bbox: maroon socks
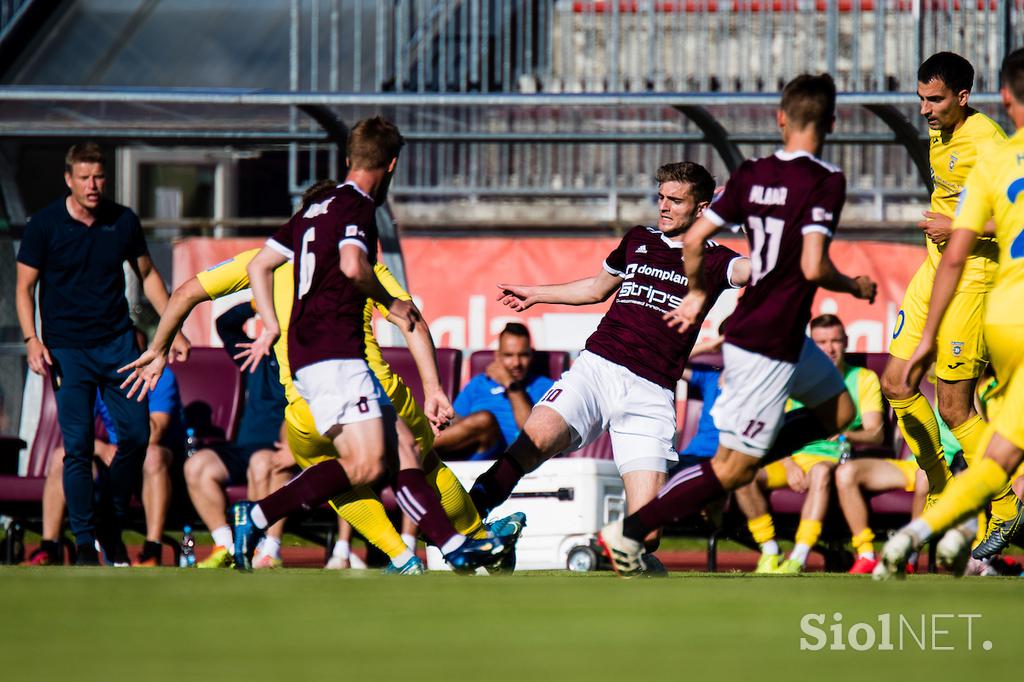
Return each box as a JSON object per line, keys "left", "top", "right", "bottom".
{"left": 469, "top": 455, "right": 525, "bottom": 517}
{"left": 395, "top": 468, "right": 463, "bottom": 553}
{"left": 257, "top": 459, "right": 352, "bottom": 526}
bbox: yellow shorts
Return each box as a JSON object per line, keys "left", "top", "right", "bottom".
{"left": 886, "top": 459, "right": 920, "bottom": 492}
{"left": 283, "top": 376, "right": 435, "bottom": 470}
{"left": 984, "top": 322, "right": 1024, "bottom": 451}
{"left": 763, "top": 454, "right": 837, "bottom": 489}
{"left": 890, "top": 260, "right": 988, "bottom": 381}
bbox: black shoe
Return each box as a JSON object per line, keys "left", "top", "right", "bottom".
{"left": 136, "top": 540, "right": 163, "bottom": 567}
{"left": 75, "top": 543, "right": 100, "bottom": 566}
{"left": 21, "top": 540, "right": 61, "bottom": 566}
{"left": 640, "top": 553, "right": 669, "bottom": 577}
{"left": 972, "top": 500, "right": 1024, "bottom": 560}
{"left": 97, "top": 533, "right": 130, "bottom": 567}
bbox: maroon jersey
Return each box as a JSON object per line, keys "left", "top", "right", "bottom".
{"left": 585, "top": 226, "right": 742, "bottom": 390}
{"left": 705, "top": 150, "right": 845, "bottom": 363}
{"left": 267, "top": 182, "right": 378, "bottom": 373}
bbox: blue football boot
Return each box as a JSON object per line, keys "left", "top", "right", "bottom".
{"left": 484, "top": 512, "right": 527, "bottom": 574}
{"left": 382, "top": 555, "right": 426, "bottom": 575}
{"left": 445, "top": 535, "right": 509, "bottom": 574}
{"left": 232, "top": 501, "right": 262, "bottom": 571}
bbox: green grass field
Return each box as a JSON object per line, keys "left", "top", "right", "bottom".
{"left": 0, "top": 568, "right": 1020, "bottom": 681}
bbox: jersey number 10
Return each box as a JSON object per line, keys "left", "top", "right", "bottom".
{"left": 747, "top": 216, "right": 784, "bottom": 284}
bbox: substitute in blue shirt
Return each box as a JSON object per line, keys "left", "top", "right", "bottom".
{"left": 436, "top": 323, "right": 554, "bottom": 460}
{"left": 15, "top": 142, "right": 190, "bottom": 564}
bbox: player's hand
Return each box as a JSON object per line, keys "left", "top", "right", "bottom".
{"left": 852, "top": 275, "right": 877, "bottom": 304}
{"left": 25, "top": 337, "right": 52, "bottom": 376}
{"left": 388, "top": 299, "right": 422, "bottom": 332}
{"left": 236, "top": 328, "right": 279, "bottom": 374}
{"left": 900, "top": 339, "right": 935, "bottom": 393}
{"left": 497, "top": 283, "right": 539, "bottom": 312}
{"left": 169, "top": 330, "right": 191, "bottom": 363}
{"left": 918, "top": 211, "right": 953, "bottom": 244}
{"left": 485, "top": 358, "right": 513, "bottom": 387}
{"left": 118, "top": 348, "right": 167, "bottom": 401}
{"left": 423, "top": 387, "right": 455, "bottom": 436}
{"left": 664, "top": 291, "right": 707, "bottom": 333}
{"left": 783, "top": 459, "right": 809, "bottom": 493}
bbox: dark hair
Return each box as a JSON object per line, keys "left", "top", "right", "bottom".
{"left": 780, "top": 73, "right": 836, "bottom": 135}
{"left": 65, "top": 142, "right": 105, "bottom": 172}
{"left": 655, "top": 162, "right": 716, "bottom": 205}
{"left": 1000, "top": 48, "right": 1024, "bottom": 104}
{"left": 810, "top": 314, "right": 845, "bottom": 333}
{"left": 918, "top": 52, "right": 974, "bottom": 94}
{"left": 301, "top": 179, "right": 338, "bottom": 208}
{"left": 347, "top": 116, "right": 404, "bottom": 171}
{"left": 499, "top": 322, "right": 531, "bottom": 341}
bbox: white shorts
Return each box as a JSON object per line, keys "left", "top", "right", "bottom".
{"left": 712, "top": 338, "right": 845, "bottom": 458}
{"left": 293, "top": 359, "right": 392, "bottom": 435}
{"left": 538, "top": 351, "right": 678, "bottom": 475}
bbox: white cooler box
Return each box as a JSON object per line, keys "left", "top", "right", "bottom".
{"left": 425, "top": 458, "right": 625, "bottom": 571}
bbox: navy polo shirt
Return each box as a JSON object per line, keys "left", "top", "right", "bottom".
{"left": 17, "top": 196, "right": 147, "bottom": 349}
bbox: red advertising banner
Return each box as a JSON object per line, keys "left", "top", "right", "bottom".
{"left": 174, "top": 235, "right": 923, "bottom": 355}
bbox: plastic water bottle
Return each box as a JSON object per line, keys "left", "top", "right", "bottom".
{"left": 837, "top": 434, "right": 852, "bottom": 465}
{"left": 184, "top": 428, "right": 198, "bottom": 459}
{"left": 179, "top": 525, "right": 196, "bottom": 567}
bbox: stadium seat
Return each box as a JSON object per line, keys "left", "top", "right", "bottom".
{"left": 381, "top": 347, "right": 462, "bottom": 404}
{"left": 468, "top": 350, "right": 569, "bottom": 382}
{"left": 172, "top": 347, "right": 244, "bottom": 442}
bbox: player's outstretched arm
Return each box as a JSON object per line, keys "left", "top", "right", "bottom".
{"left": 242, "top": 246, "right": 289, "bottom": 373}
{"left": 664, "top": 215, "right": 719, "bottom": 333}
{"left": 119, "top": 277, "right": 211, "bottom": 400}
{"left": 131, "top": 252, "right": 191, "bottom": 363}
{"left": 340, "top": 245, "right": 421, "bottom": 331}
{"left": 800, "top": 232, "right": 877, "bottom": 302}
{"left": 389, "top": 312, "right": 454, "bottom": 434}
{"left": 497, "top": 269, "right": 621, "bottom": 311}
{"left": 900, "top": 228, "right": 977, "bottom": 390}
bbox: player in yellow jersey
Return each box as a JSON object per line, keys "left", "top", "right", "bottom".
{"left": 121, "top": 184, "right": 520, "bottom": 573}
{"left": 874, "top": 47, "right": 1024, "bottom": 579}
{"left": 880, "top": 53, "right": 1018, "bottom": 539}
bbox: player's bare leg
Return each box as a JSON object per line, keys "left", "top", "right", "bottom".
{"left": 881, "top": 355, "right": 953, "bottom": 496}
{"left": 836, "top": 459, "right": 909, "bottom": 570}
{"left": 469, "top": 405, "right": 572, "bottom": 517}
{"left": 621, "top": 469, "right": 667, "bottom": 551}
{"left": 777, "top": 461, "right": 835, "bottom": 573}
{"left": 140, "top": 444, "right": 173, "bottom": 545}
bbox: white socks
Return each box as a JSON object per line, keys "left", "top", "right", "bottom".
{"left": 250, "top": 504, "right": 269, "bottom": 530}
{"left": 258, "top": 536, "right": 281, "bottom": 559}
{"left": 401, "top": 533, "right": 417, "bottom": 552}
{"left": 761, "top": 540, "right": 780, "bottom": 556}
{"left": 788, "top": 543, "right": 810, "bottom": 565}
{"left": 211, "top": 526, "right": 233, "bottom": 550}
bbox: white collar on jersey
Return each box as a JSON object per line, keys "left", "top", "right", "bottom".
{"left": 660, "top": 232, "right": 684, "bottom": 249}
{"left": 338, "top": 180, "right": 373, "bottom": 200}
{"left": 774, "top": 149, "right": 815, "bottom": 162}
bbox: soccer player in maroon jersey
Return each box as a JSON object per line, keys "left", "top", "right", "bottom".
{"left": 234, "top": 117, "right": 510, "bottom": 571}
{"left": 471, "top": 162, "right": 750, "bottom": 560}
{"left": 599, "top": 74, "right": 878, "bottom": 577}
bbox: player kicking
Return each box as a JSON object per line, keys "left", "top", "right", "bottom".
{"left": 228, "top": 117, "right": 507, "bottom": 571}
{"left": 598, "top": 74, "right": 877, "bottom": 577}
{"left": 879, "top": 52, "right": 1020, "bottom": 551}
{"left": 471, "top": 161, "right": 749, "bottom": 559}
{"left": 874, "top": 49, "right": 1024, "bottom": 579}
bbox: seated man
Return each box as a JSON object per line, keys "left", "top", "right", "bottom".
{"left": 434, "top": 322, "right": 554, "bottom": 460}
{"left": 734, "top": 314, "right": 884, "bottom": 573}
{"left": 186, "top": 302, "right": 287, "bottom": 568}
{"left": 26, "top": 361, "right": 184, "bottom": 566}
{"left": 672, "top": 323, "right": 727, "bottom": 472}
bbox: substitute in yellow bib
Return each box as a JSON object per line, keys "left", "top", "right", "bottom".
{"left": 875, "top": 48, "right": 1024, "bottom": 578}
{"left": 881, "top": 52, "right": 1007, "bottom": 506}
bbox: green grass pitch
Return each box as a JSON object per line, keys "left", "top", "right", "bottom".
{"left": 0, "top": 568, "right": 1019, "bottom": 681}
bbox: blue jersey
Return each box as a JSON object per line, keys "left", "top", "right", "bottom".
{"left": 679, "top": 366, "right": 721, "bottom": 459}
{"left": 453, "top": 372, "right": 554, "bottom": 448}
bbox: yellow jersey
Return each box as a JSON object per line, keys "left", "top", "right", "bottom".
{"left": 927, "top": 110, "right": 1005, "bottom": 292}
{"left": 195, "top": 248, "right": 411, "bottom": 406}
{"left": 952, "top": 127, "right": 1024, "bottom": 324}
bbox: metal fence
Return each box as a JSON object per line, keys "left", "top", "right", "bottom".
{"left": 275, "top": 1, "right": 1023, "bottom": 223}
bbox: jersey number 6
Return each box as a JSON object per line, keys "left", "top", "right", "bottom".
{"left": 298, "top": 228, "right": 316, "bottom": 299}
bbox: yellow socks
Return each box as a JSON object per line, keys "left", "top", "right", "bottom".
{"left": 917, "top": 458, "right": 1011, "bottom": 539}
{"left": 889, "top": 393, "right": 953, "bottom": 494}
{"left": 329, "top": 487, "right": 409, "bottom": 562}
{"left": 747, "top": 513, "right": 776, "bottom": 545}
{"left": 427, "top": 461, "right": 486, "bottom": 539}
{"left": 851, "top": 528, "right": 875, "bottom": 557}
{"left": 795, "top": 519, "right": 823, "bottom": 549}
{"left": 950, "top": 414, "right": 987, "bottom": 466}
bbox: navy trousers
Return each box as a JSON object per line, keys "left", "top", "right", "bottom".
{"left": 50, "top": 329, "right": 149, "bottom": 546}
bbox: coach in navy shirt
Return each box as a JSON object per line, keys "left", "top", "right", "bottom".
{"left": 15, "top": 142, "right": 189, "bottom": 565}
